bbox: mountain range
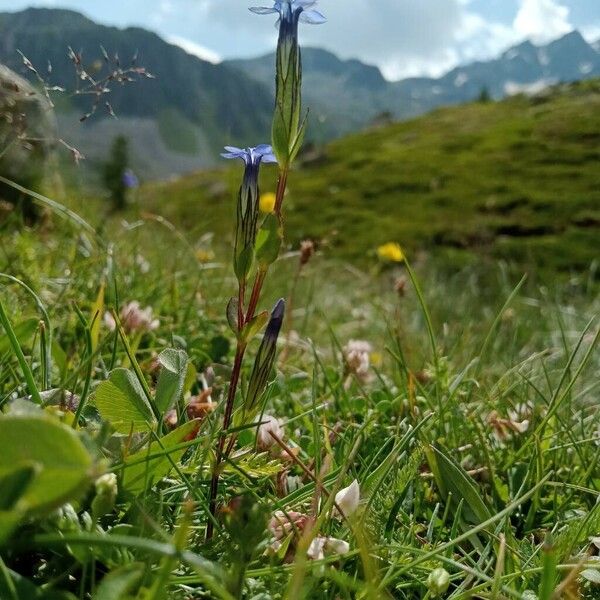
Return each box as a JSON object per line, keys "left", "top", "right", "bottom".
{"left": 227, "top": 31, "right": 600, "bottom": 140}
{"left": 0, "top": 8, "right": 599, "bottom": 179}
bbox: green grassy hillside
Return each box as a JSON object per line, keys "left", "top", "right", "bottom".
{"left": 140, "top": 80, "right": 600, "bottom": 277}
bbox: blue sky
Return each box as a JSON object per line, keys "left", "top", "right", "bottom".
{"left": 0, "top": 0, "right": 598, "bottom": 79}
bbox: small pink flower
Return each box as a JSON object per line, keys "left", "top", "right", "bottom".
{"left": 269, "top": 510, "right": 308, "bottom": 540}
{"left": 104, "top": 301, "right": 160, "bottom": 334}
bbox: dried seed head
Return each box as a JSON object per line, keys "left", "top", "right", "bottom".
{"left": 299, "top": 239, "right": 315, "bottom": 266}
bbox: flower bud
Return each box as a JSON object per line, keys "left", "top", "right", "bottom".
{"left": 245, "top": 299, "right": 285, "bottom": 416}
{"left": 92, "top": 473, "right": 118, "bottom": 519}
{"left": 427, "top": 567, "right": 450, "bottom": 597}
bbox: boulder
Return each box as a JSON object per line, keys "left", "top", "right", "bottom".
{"left": 0, "top": 63, "right": 55, "bottom": 220}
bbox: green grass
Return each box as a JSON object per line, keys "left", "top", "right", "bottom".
{"left": 0, "top": 78, "right": 599, "bottom": 599}
{"left": 157, "top": 108, "right": 201, "bottom": 155}
{"left": 0, "top": 186, "right": 599, "bottom": 597}
{"left": 140, "top": 79, "right": 600, "bottom": 282}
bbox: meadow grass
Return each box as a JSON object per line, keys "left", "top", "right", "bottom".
{"left": 0, "top": 199, "right": 598, "bottom": 598}
{"left": 137, "top": 79, "right": 600, "bottom": 281}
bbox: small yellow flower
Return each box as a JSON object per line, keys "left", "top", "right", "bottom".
{"left": 377, "top": 242, "right": 405, "bottom": 263}
{"left": 196, "top": 249, "right": 215, "bottom": 263}
{"left": 370, "top": 351, "right": 383, "bottom": 368}
{"left": 260, "top": 192, "right": 277, "bottom": 214}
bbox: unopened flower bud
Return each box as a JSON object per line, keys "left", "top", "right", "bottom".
{"left": 334, "top": 479, "right": 360, "bottom": 518}
{"left": 427, "top": 567, "right": 450, "bottom": 597}
{"left": 53, "top": 503, "right": 80, "bottom": 533}
{"left": 92, "top": 473, "right": 118, "bottom": 519}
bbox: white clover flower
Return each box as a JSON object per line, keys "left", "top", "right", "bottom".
{"left": 343, "top": 340, "right": 373, "bottom": 384}
{"left": 334, "top": 479, "right": 360, "bottom": 518}
{"left": 257, "top": 415, "right": 285, "bottom": 450}
{"left": 307, "top": 537, "right": 326, "bottom": 560}
{"left": 104, "top": 301, "right": 160, "bottom": 334}
{"left": 307, "top": 536, "right": 350, "bottom": 560}
{"left": 325, "top": 537, "right": 350, "bottom": 555}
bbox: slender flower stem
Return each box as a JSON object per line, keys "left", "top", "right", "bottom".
{"left": 246, "top": 269, "right": 267, "bottom": 322}
{"left": 207, "top": 151, "right": 290, "bottom": 541}
{"left": 206, "top": 342, "right": 246, "bottom": 540}
{"left": 244, "top": 167, "right": 288, "bottom": 323}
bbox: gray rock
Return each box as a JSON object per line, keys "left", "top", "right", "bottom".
{"left": 0, "top": 63, "right": 55, "bottom": 216}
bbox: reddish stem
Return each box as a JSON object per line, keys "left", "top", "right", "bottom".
{"left": 206, "top": 342, "right": 246, "bottom": 540}
{"left": 206, "top": 167, "right": 289, "bottom": 540}
{"left": 246, "top": 269, "right": 267, "bottom": 322}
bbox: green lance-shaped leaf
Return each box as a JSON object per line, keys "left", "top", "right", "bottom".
{"left": 244, "top": 299, "right": 285, "bottom": 417}
{"left": 430, "top": 444, "right": 492, "bottom": 525}
{"left": 234, "top": 244, "right": 254, "bottom": 283}
{"left": 240, "top": 310, "right": 269, "bottom": 345}
{"left": 93, "top": 563, "right": 144, "bottom": 600}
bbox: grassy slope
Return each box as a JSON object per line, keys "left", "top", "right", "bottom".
{"left": 141, "top": 80, "right": 600, "bottom": 277}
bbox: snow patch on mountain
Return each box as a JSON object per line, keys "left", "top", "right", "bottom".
{"left": 504, "top": 79, "right": 554, "bottom": 96}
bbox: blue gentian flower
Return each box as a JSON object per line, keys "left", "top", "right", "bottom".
{"left": 249, "top": 1, "right": 326, "bottom": 26}
{"left": 221, "top": 145, "right": 277, "bottom": 166}
{"left": 122, "top": 169, "right": 139, "bottom": 189}
{"left": 222, "top": 145, "right": 277, "bottom": 282}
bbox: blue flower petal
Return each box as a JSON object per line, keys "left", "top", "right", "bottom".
{"left": 250, "top": 0, "right": 325, "bottom": 25}
{"left": 223, "top": 145, "right": 244, "bottom": 154}
{"left": 254, "top": 144, "right": 274, "bottom": 155}
{"left": 249, "top": 6, "right": 279, "bottom": 15}
{"left": 261, "top": 153, "right": 278, "bottom": 164}
{"left": 299, "top": 9, "right": 326, "bottom": 24}
{"left": 221, "top": 146, "right": 248, "bottom": 160}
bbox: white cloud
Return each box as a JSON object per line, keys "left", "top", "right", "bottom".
{"left": 513, "top": 0, "right": 572, "bottom": 43}
{"left": 581, "top": 24, "right": 600, "bottom": 43}
{"left": 381, "top": 9, "right": 518, "bottom": 80}
{"left": 167, "top": 35, "right": 221, "bottom": 63}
